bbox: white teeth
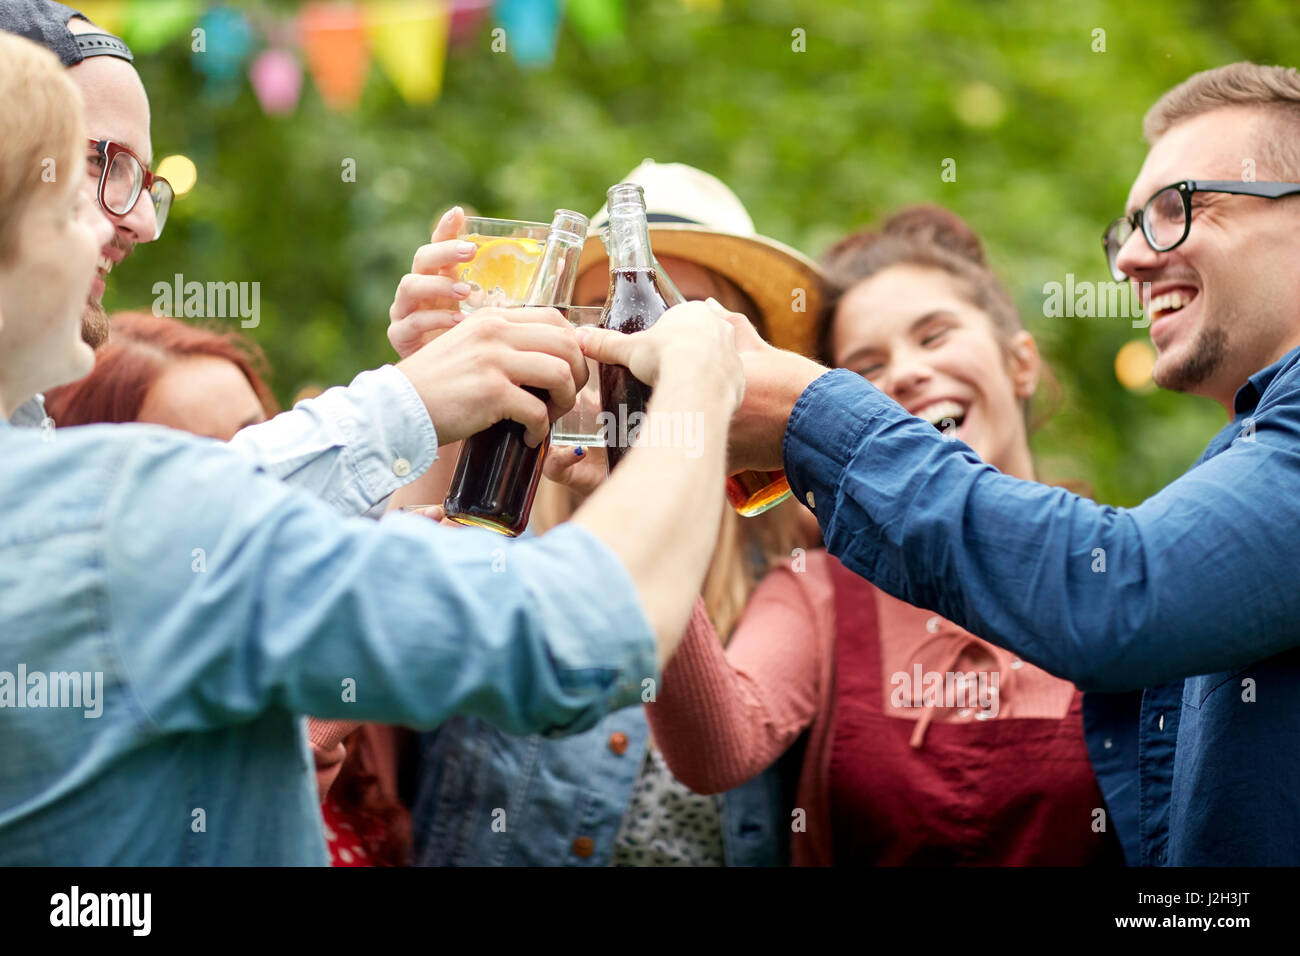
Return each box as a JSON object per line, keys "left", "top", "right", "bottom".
{"left": 915, "top": 399, "right": 966, "bottom": 427}
{"left": 97, "top": 255, "right": 112, "bottom": 274}
{"left": 1150, "top": 289, "right": 1195, "bottom": 316}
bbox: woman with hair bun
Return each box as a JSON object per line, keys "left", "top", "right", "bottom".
{"left": 638, "top": 206, "right": 1123, "bottom": 866}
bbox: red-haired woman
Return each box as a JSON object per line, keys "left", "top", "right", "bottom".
{"left": 45, "top": 311, "right": 411, "bottom": 866}
{"left": 44, "top": 311, "right": 275, "bottom": 438}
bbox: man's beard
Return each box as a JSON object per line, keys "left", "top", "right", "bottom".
{"left": 81, "top": 294, "right": 111, "bottom": 348}
{"left": 1154, "top": 322, "right": 1229, "bottom": 393}
{"left": 82, "top": 237, "right": 132, "bottom": 349}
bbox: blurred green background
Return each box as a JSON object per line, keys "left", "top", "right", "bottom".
{"left": 104, "top": 0, "right": 1300, "bottom": 506}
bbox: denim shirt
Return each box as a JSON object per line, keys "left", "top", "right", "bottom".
{"left": 784, "top": 351, "right": 1300, "bottom": 866}
{"left": 411, "top": 708, "right": 793, "bottom": 867}
{"left": 0, "top": 414, "right": 657, "bottom": 864}
{"left": 13, "top": 366, "right": 435, "bottom": 519}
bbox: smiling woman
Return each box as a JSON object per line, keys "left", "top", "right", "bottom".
{"left": 819, "top": 205, "right": 1048, "bottom": 481}
{"left": 640, "top": 204, "right": 1121, "bottom": 867}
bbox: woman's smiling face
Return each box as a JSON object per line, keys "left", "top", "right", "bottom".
{"left": 830, "top": 264, "right": 1040, "bottom": 478}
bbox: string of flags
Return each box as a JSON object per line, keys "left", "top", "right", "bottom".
{"left": 68, "top": 0, "right": 709, "bottom": 114}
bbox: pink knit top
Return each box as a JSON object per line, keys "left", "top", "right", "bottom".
{"left": 644, "top": 548, "right": 1085, "bottom": 866}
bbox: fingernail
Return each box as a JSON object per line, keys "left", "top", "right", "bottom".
{"left": 574, "top": 446, "right": 585, "bottom": 458}
{"left": 453, "top": 281, "right": 472, "bottom": 295}
{"left": 704, "top": 297, "right": 726, "bottom": 313}
{"left": 455, "top": 241, "right": 476, "bottom": 255}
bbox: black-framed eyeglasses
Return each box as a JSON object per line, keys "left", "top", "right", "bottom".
{"left": 1102, "top": 179, "right": 1300, "bottom": 281}
{"left": 87, "top": 138, "right": 173, "bottom": 240}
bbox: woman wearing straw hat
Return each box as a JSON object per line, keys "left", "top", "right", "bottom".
{"left": 407, "top": 161, "right": 822, "bottom": 866}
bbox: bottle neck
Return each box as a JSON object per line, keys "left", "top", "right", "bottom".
{"left": 526, "top": 235, "right": 585, "bottom": 307}
{"left": 605, "top": 204, "right": 655, "bottom": 272}
{"left": 526, "top": 210, "right": 589, "bottom": 307}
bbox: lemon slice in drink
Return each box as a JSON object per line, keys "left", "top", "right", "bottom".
{"left": 459, "top": 237, "right": 544, "bottom": 306}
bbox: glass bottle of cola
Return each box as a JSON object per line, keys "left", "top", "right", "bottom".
{"left": 443, "top": 209, "right": 590, "bottom": 536}
{"left": 598, "top": 183, "right": 685, "bottom": 471}
{"left": 597, "top": 182, "right": 795, "bottom": 517}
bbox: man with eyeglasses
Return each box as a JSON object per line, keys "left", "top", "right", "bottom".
{"left": 0, "top": 0, "right": 562, "bottom": 523}
{"left": 709, "top": 61, "right": 1300, "bottom": 866}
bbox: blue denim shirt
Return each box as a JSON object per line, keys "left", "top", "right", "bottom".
{"left": 13, "top": 366, "right": 436, "bottom": 518}
{"left": 411, "top": 708, "right": 793, "bottom": 866}
{"left": 0, "top": 407, "right": 656, "bottom": 864}
{"left": 783, "top": 349, "right": 1300, "bottom": 866}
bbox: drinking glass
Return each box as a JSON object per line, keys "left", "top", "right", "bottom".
{"left": 551, "top": 306, "right": 606, "bottom": 447}
{"left": 455, "top": 217, "right": 549, "bottom": 313}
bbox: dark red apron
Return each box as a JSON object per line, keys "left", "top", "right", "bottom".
{"left": 826, "top": 558, "right": 1121, "bottom": 865}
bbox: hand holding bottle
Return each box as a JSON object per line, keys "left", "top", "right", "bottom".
{"left": 578, "top": 300, "right": 745, "bottom": 415}
{"left": 394, "top": 305, "right": 585, "bottom": 448}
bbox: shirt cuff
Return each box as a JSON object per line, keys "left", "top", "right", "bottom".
{"left": 509, "top": 523, "right": 661, "bottom": 736}
{"left": 228, "top": 365, "right": 438, "bottom": 517}
{"left": 782, "top": 368, "right": 887, "bottom": 528}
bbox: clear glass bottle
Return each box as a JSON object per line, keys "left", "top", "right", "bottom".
{"left": 597, "top": 182, "right": 794, "bottom": 516}
{"left": 443, "top": 209, "right": 590, "bottom": 535}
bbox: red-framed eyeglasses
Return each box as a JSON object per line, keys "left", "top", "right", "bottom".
{"left": 87, "top": 138, "right": 174, "bottom": 240}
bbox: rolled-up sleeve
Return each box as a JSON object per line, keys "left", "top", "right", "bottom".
{"left": 104, "top": 431, "right": 656, "bottom": 739}
{"left": 783, "top": 368, "right": 1300, "bottom": 692}
{"left": 227, "top": 365, "right": 437, "bottom": 517}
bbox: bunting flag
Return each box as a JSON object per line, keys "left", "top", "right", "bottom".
{"left": 249, "top": 48, "right": 303, "bottom": 116}
{"left": 495, "top": 0, "right": 561, "bottom": 68}
{"left": 448, "top": 0, "right": 493, "bottom": 44}
{"left": 365, "top": 0, "right": 451, "bottom": 105}
{"left": 567, "top": 0, "right": 624, "bottom": 47}
{"left": 297, "top": 2, "right": 371, "bottom": 111}
{"left": 192, "top": 7, "right": 254, "bottom": 83}
{"left": 122, "top": 0, "right": 198, "bottom": 54}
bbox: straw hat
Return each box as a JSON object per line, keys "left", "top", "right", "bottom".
{"left": 576, "top": 159, "right": 825, "bottom": 357}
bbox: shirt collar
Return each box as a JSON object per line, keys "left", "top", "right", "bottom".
{"left": 1233, "top": 345, "right": 1300, "bottom": 417}
{"left": 6, "top": 394, "right": 48, "bottom": 429}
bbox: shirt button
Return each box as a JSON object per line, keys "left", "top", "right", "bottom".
{"left": 392, "top": 457, "right": 411, "bottom": 477}
{"left": 1103, "top": 738, "right": 1113, "bottom": 749}
{"left": 608, "top": 732, "right": 629, "bottom": 755}
{"left": 1158, "top": 713, "right": 1165, "bottom": 731}
{"left": 925, "top": 616, "right": 941, "bottom": 633}
{"left": 1010, "top": 659, "right": 1023, "bottom": 670}
{"left": 571, "top": 836, "right": 594, "bottom": 858}
{"left": 804, "top": 490, "right": 816, "bottom": 509}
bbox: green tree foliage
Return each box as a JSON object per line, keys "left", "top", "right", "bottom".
{"left": 112, "top": 0, "right": 1299, "bottom": 505}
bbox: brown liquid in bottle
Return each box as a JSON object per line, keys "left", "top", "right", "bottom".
{"left": 442, "top": 388, "right": 548, "bottom": 536}
{"left": 599, "top": 268, "right": 674, "bottom": 471}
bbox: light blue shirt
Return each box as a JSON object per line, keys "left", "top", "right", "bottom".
{"left": 12, "top": 366, "right": 435, "bottom": 518}
{"left": 0, "top": 370, "right": 657, "bottom": 864}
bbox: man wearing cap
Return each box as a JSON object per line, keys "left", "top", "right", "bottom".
{"left": 0, "top": 0, "right": 576, "bottom": 520}
{"left": 708, "top": 63, "right": 1300, "bottom": 865}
